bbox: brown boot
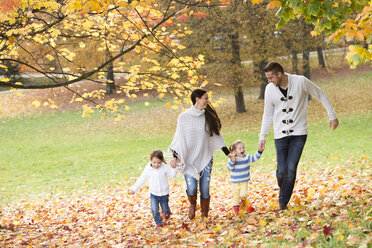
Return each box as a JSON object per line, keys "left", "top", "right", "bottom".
{"left": 187, "top": 194, "right": 197, "bottom": 220}
{"left": 200, "top": 197, "right": 210, "bottom": 219}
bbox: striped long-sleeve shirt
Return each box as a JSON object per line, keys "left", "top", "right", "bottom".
{"left": 227, "top": 151, "right": 262, "bottom": 183}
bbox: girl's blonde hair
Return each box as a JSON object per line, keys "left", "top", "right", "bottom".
{"left": 150, "top": 149, "right": 166, "bottom": 163}
{"left": 229, "top": 140, "right": 244, "bottom": 154}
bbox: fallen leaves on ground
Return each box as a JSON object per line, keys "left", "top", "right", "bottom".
{"left": 0, "top": 156, "right": 371, "bottom": 247}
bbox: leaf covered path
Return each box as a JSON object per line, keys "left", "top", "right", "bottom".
{"left": 1, "top": 156, "right": 371, "bottom": 247}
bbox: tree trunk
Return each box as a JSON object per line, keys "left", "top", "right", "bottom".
{"left": 291, "top": 50, "right": 299, "bottom": 74}
{"left": 302, "top": 48, "right": 312, "bottom": 101}
{"left": 256, "top": 60, "right": 267, "bottom": 99}
{"left": 302, "top": 48, "right": 311, "bottom": 79}
{"left": 230, "top": 30, "right": 245, "bottom": 113}
{"left": 105, "top": 50, "right": 115, "bottom": 95}
{"left": 317, "top": 46, "right": 326, "bottom": 68}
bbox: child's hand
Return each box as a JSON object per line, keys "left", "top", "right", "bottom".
{"left": 228, "top": 153, "right": 236, "bottom": 163}
{"left": 128, "top": 189, "right": 135, "bottom": 195}
{"left": 258, "top": 147, "right": 264, "bottom": 153}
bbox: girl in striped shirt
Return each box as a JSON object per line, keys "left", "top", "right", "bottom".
{"left": 227, "top": 140, "right": 263, "bottom": 216}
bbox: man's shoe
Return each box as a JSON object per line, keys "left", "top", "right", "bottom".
{"left": 279, "top": 203, "right": 287, "bottom": 210}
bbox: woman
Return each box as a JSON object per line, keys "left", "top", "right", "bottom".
{"left": 169, "top": 89, "right": 235, "bottom": 219}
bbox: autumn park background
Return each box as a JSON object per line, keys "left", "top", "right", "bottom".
{"left": 0, "top": 0, "right": 371, "bottom": 247}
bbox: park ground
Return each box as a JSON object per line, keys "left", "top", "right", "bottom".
{"left": 0, "top": 64, "right": 371, "bottom": 247}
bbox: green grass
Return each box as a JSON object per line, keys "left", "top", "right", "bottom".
{"left": 0, "top": 70, "right": 371, "bottom": 204}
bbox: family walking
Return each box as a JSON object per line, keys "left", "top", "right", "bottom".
{"left": 129, "top": 61, "right": 338, "bottom": 228}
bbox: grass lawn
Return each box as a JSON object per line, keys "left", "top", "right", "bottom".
{"left": 0, "top": 70, "right": 371, "bottom": 204}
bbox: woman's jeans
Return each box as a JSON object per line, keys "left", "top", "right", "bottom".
{"left": 275, "top": 135, "right": 307, "bottom": 206}
{"left": 184, "top": 158, "right": 213, "bottom": 200}
{"left": 150, "top": 193, "right": 170, "bottom": 225}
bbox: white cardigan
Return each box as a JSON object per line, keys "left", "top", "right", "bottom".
{"left": 130, "top": 162, "right": 177, "bottom": 196}
{"left": 169, "top": 105, "right": 226, "bottom": 179}
{"left": 259, "top": 73, "right": 337, "bottom": 140}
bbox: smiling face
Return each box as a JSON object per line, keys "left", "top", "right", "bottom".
{"left": 151, "top": 157, "right": 163, "bottom": 169}
{"left": 265, "top": 71, "right": 283, "bottom": 87}
{"left": 194, "top": 93, "right": 209, "bottom": 110}
{"left": 235, "top": 143, "right": 246, "bottom": 157}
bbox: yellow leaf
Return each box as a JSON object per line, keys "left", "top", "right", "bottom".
{"left": 16, "top": 91, "right": 22, "bottom": 96}
{"left": 266, "top": 0, "right": 281, "bottom": 10}
{"left": 32, "top": 101, "right": 41, "bottom": 107}
{"left": 75, "top": 98, "right": 83, "bottom": 102}
{"left": 337, "top": 235, "right": 344, "bottom": 241}
{"left": 164, "top": 102, "right": 171, "bottom": 107}
{"left": 309, "top": 232, "right": 319, "bottom": 239}
{"left": 131, "top": 1, "right": 139, "bottom": 7}
{"left": 229, "top": 229, "right": 237, "bottom": 236}
{"left": 158, "top": 93, "right": 165, "bottom": 98}
{"left": 145, "top": 102, "right": 150, "bottom": 106}
{"left": 252, "top": 0, "right": 264, "bottom": 4}
{"left": 259, "top": 219, "right": 267, "bottom": 227}
{"left": 314, "top": 217, "right": 322, "bottom": 224}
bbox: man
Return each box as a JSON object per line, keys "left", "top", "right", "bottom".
{"left": 258, "top": 62, "right": 338, "bottom": 210}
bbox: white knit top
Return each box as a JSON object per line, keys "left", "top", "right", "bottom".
{"left": 169, "top": 105, "right": 226, "bottom": 179}
{"left": 130, "top": 162, "right": 177, "bottom": 196}
{"left": 259, "top": 73, "right": 337, "bottom": 140}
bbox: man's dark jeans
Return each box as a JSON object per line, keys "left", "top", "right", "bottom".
{"left": 275, "top": 135, "right": 307, "bottom": 206}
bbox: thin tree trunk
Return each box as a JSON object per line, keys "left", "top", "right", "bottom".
{"left": 231, "top": 30, "right": 245, "bottom": 113}
{"left": 302, "top": 48, "right": 312, "bottom": 101}
{"left": 105, "top": 50, "right": 115, "bottom": 95}
{"left": 291, "top": 50, "right": 299, "bottom": 74}
{"left": 317, "top": 46, "right": 326, "bottom": 68}
{"left": 256, "top": 60, "right": 267, "bottom": 99}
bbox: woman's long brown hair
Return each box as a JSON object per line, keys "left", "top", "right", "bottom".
{"left": 191, "top": 89, "right": 222, "bottom": 136}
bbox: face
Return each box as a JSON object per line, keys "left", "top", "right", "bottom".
{"left": 265, "top": 71, "right": 283, "bottom": 87}
{"left": 151, "top": 157, "right": 163, "bottom": 169}
{"left": 195, "top": 93, "right": 209, "bottom": 110}
{"left": 235, "top": 143, "right": 246, "bottom": 157}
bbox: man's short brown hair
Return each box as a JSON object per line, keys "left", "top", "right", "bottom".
{"left": 264, "top": 62, "right": 284, "bottom": 75}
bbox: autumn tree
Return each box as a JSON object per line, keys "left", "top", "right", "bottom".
{"left": 267, "top": 0, "right": 371, "bottom": 68}
{"left": 0, "top": 0, "right": 217, "bottom": 116}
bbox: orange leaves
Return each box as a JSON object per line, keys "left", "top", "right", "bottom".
{"left": 0, "top": 156, "right": 370, "bottom": 246}
{"left": 266, "top": 0, "right": 281, "bottom": 10}
{"left": 0, "top": 0, "right": 19, "bottom": 13}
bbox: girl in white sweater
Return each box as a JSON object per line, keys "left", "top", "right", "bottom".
{"left": 129, "top": 150, "right": 177, "bottom": 228}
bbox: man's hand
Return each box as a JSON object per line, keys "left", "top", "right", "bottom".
{"left": 329, "top": 119, "right": 339, "bottom": 130}
{"left": 258, "top": 140, "right": 266, "bottom": 152}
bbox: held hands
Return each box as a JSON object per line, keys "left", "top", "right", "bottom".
{"left": 258, "top": 140, "right": 265, "bottom": 153}
{"left": 329, "top": 119, "right": 339, "bottom": 130}
{"left": 170, "top": 157, "right": 180, "bottom": 168}
{"left": 228, "top": 153, "right": 236, "bottom": 163}
{"left": 128, "top": 189, "right": 135, "bottom": 195}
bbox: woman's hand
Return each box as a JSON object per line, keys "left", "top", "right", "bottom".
{"left": 170, "top": 157, "right": 180, "bottom": 168}
{"left": 128, "top": 189, "right": 135, "bottom": 195}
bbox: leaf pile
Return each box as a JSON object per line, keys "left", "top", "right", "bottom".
{"left": 0, "top": 156, "right": 371, "bottom": 247}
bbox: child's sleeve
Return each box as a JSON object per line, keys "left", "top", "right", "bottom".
{"left": 130, "top": 168, "right": 149, "bottom": 193}
{"left": 249, "top": 151, "right": 262, "bottom": 163}
{"left": 227, "top": 159, "right": 235, "bottom": 171}
{"left": 167, "top": 165, "right": 178, "bottom": 179}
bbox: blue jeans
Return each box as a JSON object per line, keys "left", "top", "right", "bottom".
{"left": 275, "top": 135, "right": 307, "bottom": 206}
{"left": 150, "top": 194, "right": 170, "bottom": 225}
{"left": 185, "top": 158, "right": 213, "bottom": 199}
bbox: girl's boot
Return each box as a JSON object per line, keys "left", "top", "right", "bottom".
{"left": 233, "top": 205, "right": 239, "bottom": 216}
